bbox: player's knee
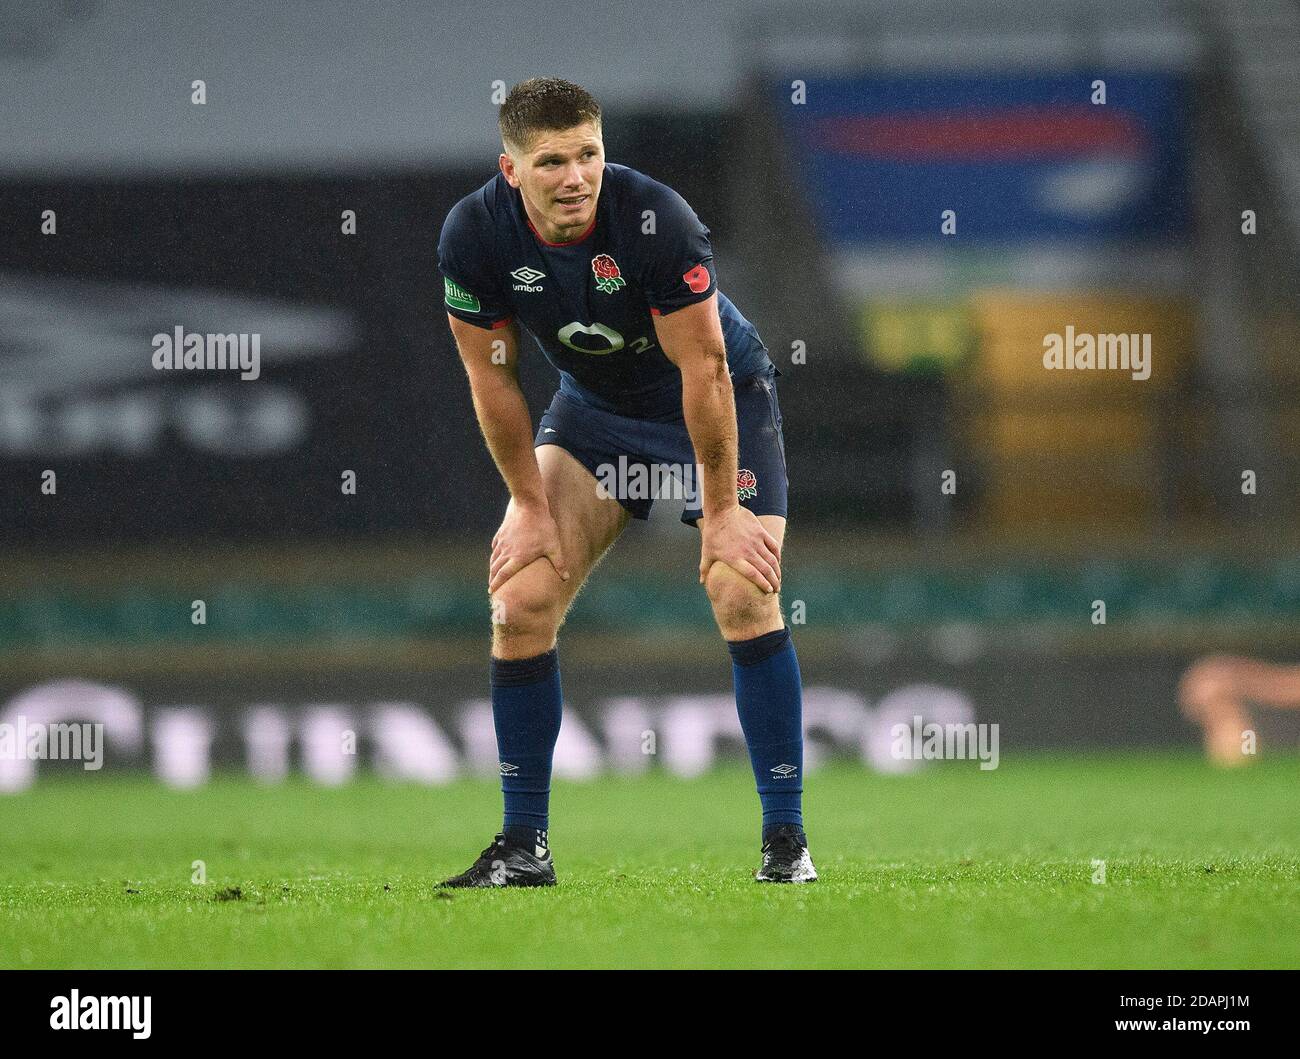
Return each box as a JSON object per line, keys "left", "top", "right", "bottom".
{"left": 490, "top": 569, "right": 564, "bottom": 641}
{"left": 704, "top": 561, "right": 777, "bottom": 633}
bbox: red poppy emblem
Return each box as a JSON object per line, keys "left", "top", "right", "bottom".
{"left": 683, "top": 263, "right": 710, "bottom": 293}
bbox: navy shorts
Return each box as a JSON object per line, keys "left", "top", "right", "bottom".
{"left": 534, "top": 366, "right": 788, "bottom": 527}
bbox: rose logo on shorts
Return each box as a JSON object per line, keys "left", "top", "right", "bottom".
{"left": 591, "top": 254, "right": 625, "bottom": 294}
{"left": 737, "top": 468, "right": 758, "bottom": 501}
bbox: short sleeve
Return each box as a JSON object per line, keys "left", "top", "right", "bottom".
{"left": 437, "top": 196, "right": 513, "bottom": 330}
{"left": 639, "top": 182, "right": 717, "bottom": 316}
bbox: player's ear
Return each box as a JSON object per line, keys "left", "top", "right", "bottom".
{"left": 499, "top": 152, "right": 519, "bottom": 187}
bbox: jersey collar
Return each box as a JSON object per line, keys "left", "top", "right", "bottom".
{"left": 519, "top": 187, "right": 598, "bottom": 247}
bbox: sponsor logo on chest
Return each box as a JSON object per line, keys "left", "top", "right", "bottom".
{"left": 510, "top": 266, "right": 546, "bottom": 292}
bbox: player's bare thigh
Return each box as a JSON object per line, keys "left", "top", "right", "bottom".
{"left": 700, "top": 514, "right": 787, "bottom": 640}
{"left": 535, "top": 443, "right": 631, "bottom": 591}
{"left": 489, "top": 443, "right": 631, "bottom": 657}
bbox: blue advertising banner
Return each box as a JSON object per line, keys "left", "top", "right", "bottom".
{"left": 777, "top": 73, "right": 1189, "bottom": 244}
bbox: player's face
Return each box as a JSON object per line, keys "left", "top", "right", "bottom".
{"left": 502, "top": 122, "right": 604, "bottom": 243}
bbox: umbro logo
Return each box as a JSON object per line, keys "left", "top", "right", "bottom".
{"left": 511, "top": 266, "right": 545, "bottom": 291}
{"left": 498, "top": 762, "right": 519, "bottom": 775}
{"left": 770, "top": 764, "right": 798, "bottom": 777}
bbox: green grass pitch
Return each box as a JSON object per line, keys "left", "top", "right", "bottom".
{"left": 1, "top": 754, "right": 1297, "bottom": 969}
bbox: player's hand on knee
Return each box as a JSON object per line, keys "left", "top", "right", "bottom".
{"left": 698, "top": 506, "right": 781, "bottom": 594}
{"left": 489, "top": 499, "right": 571, "bottom": 594}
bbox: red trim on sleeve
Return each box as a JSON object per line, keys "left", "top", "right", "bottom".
{"left": 490, "top": 316, "right": 514, "bottom": 329}
{"left": 649, "top": 307, "right": 662, "bottom": 316}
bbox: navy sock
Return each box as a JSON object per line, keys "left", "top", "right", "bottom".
{"left": 727, "top": 626, "right": 804, "bottom": 839}
{"left": 490, "top": 647, "right": 562, "bottom": 844}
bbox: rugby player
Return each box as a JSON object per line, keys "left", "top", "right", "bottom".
{"left": 437, "top": 78, "right": 814, "bottom": 885}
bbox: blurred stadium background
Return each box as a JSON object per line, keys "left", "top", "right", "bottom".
{"left": 2, "top": 0, "right": 1298, "bottom": 792}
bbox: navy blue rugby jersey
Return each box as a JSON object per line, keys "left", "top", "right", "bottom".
{"left": 437, "top": 162, "right": 774, "bottom": 422}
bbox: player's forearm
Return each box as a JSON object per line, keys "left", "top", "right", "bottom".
{"left": 466, "top": 376, "right": 549, "bottom": 510}
{"left": 679, "top": 355, "right": 739, "bottom": 520}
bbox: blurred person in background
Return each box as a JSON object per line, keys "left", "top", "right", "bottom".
{"left": 1180, "top": 656, "right": 1300, "bottom": 766}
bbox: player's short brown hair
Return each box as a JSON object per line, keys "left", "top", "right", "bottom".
{"left": 499, "top": 78, "right": 602, "bottom": 155}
